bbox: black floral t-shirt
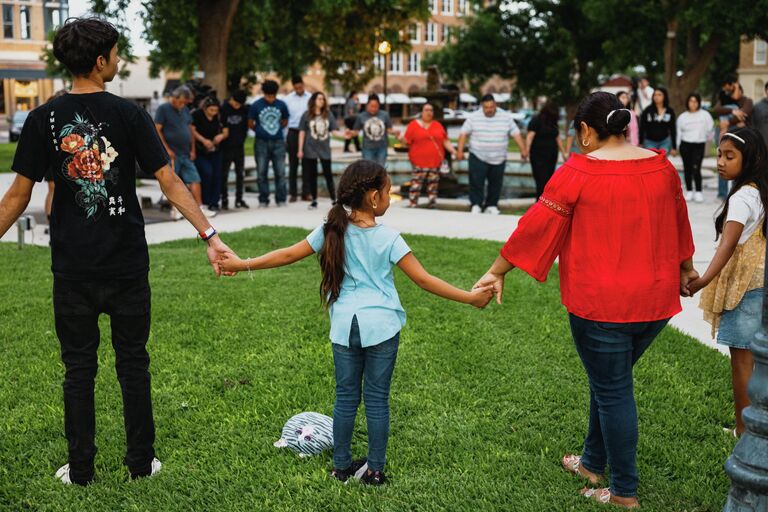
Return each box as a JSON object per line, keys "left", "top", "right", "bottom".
{"left": 12, "top": 91, "right": 169, "bottom": 279}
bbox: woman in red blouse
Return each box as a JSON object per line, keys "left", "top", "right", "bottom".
{"left": 474, "top": 92, "right": 696, "bottom": 509}
{"left": 402, "top": 103, "right": 457, "bottom": 208}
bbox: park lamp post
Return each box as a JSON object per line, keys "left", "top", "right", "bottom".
{"left": 377, "top": 40, "right": 391, "bottom": 112}
{"left": 722, "top": 247, "right": 768, "bottom": 510}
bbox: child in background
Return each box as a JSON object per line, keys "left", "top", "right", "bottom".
{"left": 686, "top": 127, "right": 768, "bottom": 437}
{"left": 219, "top": 160, "right": 493, "bottom": 484}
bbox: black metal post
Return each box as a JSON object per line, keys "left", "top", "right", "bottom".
{"left": 383, "top": 54, "right": 388, "bottom": 113}
{"left": 722, "top": 245, "right": 768, "bottom": 510}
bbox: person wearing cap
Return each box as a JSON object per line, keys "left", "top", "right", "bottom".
{"left": 285, "top": 75, "right": 311, "bottom": 202}
{"left": 220, "top": 90, "right": 250, "bottom": 209}
{"left": 474, "top": 92, "right": 695, "bottom": 509}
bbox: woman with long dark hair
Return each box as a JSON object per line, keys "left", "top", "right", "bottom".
{"left": 526, "top": 101, "right": 566, "bottom": 199}
{"left": 615, "top": 91, "right": 639, "bottom": 146}
{"left": 676, "top": 92, "right": 714, "bottom": 203}
{"left": 474, "top": 92, "right": 695, "bottom": 508}
{"left": 192, "top": 96, "right": 228, "bottom": 211}
{"left": 639, "top": 86, "right": 677, "bottom": 156}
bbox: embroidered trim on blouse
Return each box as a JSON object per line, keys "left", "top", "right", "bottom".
{"left": 539, "top": 196, "right": 572, "bottom": 217}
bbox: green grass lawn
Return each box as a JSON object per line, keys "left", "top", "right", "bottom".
{"left": 0, "top": 141, "right": 17, "bottom": 172}
{"left": 0, "top": 227, "right": 734, "bottom": 511}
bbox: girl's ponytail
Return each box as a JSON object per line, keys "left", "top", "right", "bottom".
{"left": 318, "top": 160, "right": 387, "bottom": 307}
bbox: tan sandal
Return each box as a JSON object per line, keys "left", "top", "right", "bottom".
{"left": 562, "top": 454, "right": 603, "bottom": 485}
{"left": 581, "top": 487, "right": 640, "bottom": 509}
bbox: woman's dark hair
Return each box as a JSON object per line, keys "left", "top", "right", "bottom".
{"left": 201, "top": 97, "right": 219, "bottom": 110}
{"left": 320, "top": 160, "right": 388, "bottom": 306}
{"left": 652, "top": 87, "right": 670, "bottom": 109}
{"left": 538, "top": 101, "right": 559, "bottom": 128}
{"left": 52, "top": 17, "right": 119, "bottom": 76}
{"left": 308, "top": 92, "right": 328, "bottom": 118}
{"left": 715, "top": 127, "right": 768, "bottom": 239}
{"left": 686, "top": 92, "right": 701, "bottom": 111}
{"left": 573, "top": 91, "right": 630, "bottom": 140}
{"left": 616, "top": 90, "right": 632, "bottom": 108}
{"left": 261, "top": 80, "right": 279, "bottom": 95}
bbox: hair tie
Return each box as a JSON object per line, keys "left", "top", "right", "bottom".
{"left": 722, "top": 132, "right": 746, "bottom": 144}
{"left": 606, "top": 108, "right": 631, "bottom": 124}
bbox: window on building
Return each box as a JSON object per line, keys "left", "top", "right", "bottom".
{"left": 428, "top": 0, "right": 437, "bottom": 14}
{"left": 458, "top": 0, "right": 468, "bottom": 14}
{"left": 442, "top": 0, "right": 453, "bottom": 15}
{"left": 408, "top": 52, "right": 421, "bottom": 74}
{"left": 442, "top": 24, "right": 451, "bottom": 43}
{"left": 426, "top": 22, "right": 437, "bottom": 44}
{"left": 374, "top": 53, "right": 384, "bottom": 71}
{"left": 756, "top": 80, "right": 765, "bottom": 99}
{"left": 20, "top": 6, "right": 30, "bottom": 39}
{"left": 389, "top": 52, "right": 403, "bottom": 73}
{"left": 45, "top": 3, "right": 68, "bottom": 34}
{"left": 409, "top": 23, "right": 420, "bottom": 43}
{"left": 3, "top": 5, "right": 13, "bottom": 39}
{"left": 755, "top": 39, "right": 767, "bottom": 65}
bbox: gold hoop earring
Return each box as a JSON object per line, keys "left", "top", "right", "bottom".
{"left": 582, "top": 139, "right": 590, "bottom": 147}
{"left": 372, "top": 203, "right": 378, "bottom": 209}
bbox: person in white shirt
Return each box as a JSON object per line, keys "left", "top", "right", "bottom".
{"left": 457, "top": 94, "right": 528, "bottom": 215}
{"left": 284, "top": 76, "right": 311, "bottom": 202}
{"left": 676, "top": 92, "right": 714, "bottom": 202}
{"left": 636, "top": 77, "right": 655, "bottom": 113}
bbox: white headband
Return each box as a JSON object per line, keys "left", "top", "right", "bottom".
{"left": 722, "top": 132, "right": 746, "bottom": 144}
{"left": 606, "top": 108, "right": 632, "bottom": 124}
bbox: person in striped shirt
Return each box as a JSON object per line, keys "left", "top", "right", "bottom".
{"left": 457, "top": 95, "right": 528, "bottom": 214}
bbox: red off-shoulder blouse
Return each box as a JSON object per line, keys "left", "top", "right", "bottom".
{"left": 500, "top": 151, "right": 694, "bottom": 323}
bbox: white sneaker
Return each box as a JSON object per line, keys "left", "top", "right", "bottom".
{"left": 201, "top": 206, "right": 218, "bottom": 218}
{"left": 55, "top": 464, "right": 72, "bottom": 485}
{"left": 470, "top": 205, "right": 482, "bottom": 214}
{"left": 694, "top": 192, "right": 704, "bottom": 203}
{"left": 170, "top": 207, "right": 183, "bottom": 221}
{"left": 149, "top": 457, "right": 162, "bottom": 476}
{"left": 485, "top": 206, "right": 501, "bottom": 215}
{"left": 684, "top": 190, "right": 694, "bottom": 201}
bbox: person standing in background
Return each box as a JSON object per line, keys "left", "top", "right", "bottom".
{"left": 191, "top": 97, "right": 227, "bottom": 212}
{"left": 285, "top": 76, "right": 311, "bottom": 202}
{"left": 636, "top": 77, "right": 654, "bottom": 113}
{"left": 344, "top": 92, "right": 361, "bottom": 153}
{"left": 219, "top": 90, "right": 249, "bottom": 209}
{"left": 616, "top": 91, "right": 639, "bottom": 146}
{"left": 526, "top": 101, "right": 566, "bottom": 200}
{"left": 752, "top": 82, "right": 768, "bottom": 149}
{"left": 639, "top": 87, "right": 677, "bottom": 156}
{"left": 676, "top": 92, "right": 713, "bottom": 203}
{"left": 149, "top": 90, "right": 161, "bottom": 118}
{"left": 350, "top": 94, "right": 399, "bottom": 167}
{"left": 248, "top": 79, "right": 289, "bottom": 207}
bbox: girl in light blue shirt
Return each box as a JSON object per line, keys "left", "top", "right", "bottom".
{"left": 220, "top": 160, "right": 493, "bottom": 485}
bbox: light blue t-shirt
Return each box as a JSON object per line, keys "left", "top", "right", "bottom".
{"left": 306, "top": 223, "right": 411, "bottom": 347}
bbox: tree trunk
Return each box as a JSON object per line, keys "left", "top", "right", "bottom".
{"left": 666, "top": 33, "right": 723, "bottom": 113}
{"left": 197, "top": 0, "right": 241, "bottom": 98}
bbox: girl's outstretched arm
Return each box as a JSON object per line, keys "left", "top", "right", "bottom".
{"left": 397, "top": 253, "right": 493, "bottom": 308}
{"left": 687, "top": 221, "right": 745, "bottom": 295}
{"left": 219, "top": 240, "right": 315, "bottom": 273}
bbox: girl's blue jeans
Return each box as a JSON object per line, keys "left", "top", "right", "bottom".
{"left": 332, "top": 316, "right": 399, "bottom": 472}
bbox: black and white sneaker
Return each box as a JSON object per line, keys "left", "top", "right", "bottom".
{"left": 308, "top": 201, "right": 318, "bottom": 210}
{"left": 330, "top": 458, "right": 368, "bottom": 483}
{"left": 130, "top": 457, "right": 162, "bottom": 480}
{"left": 360, "top": 469, "right": 386, "bottom": 486}
{"left": 235, "top": 200, "right": 250, "bottom": 209}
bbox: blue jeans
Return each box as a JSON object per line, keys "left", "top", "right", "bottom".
{"left": 255, "top": 139, "right": 287, "bottom": 205}
{"left": 174, "top": 154, "right": 200, "bottom": 184}
{"left": 332, "top": 316, "right": 399, "bottom": 472}
{"left": 195, "top": 151, "right": 222, "bottom": 208}
{"left": 643, "top": 137, "right": 672, "bottom": 154}
{"left": 362, "top": 146, "right": 388, "bottom": 167}
{"left": 469, "top": 153, "right": 505, "bottom": 208}
{"left": 568, "top": 314, "right": 669, "bottom": 498}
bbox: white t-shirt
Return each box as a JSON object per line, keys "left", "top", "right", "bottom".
{"left": 726, "top": 186, "right": 765, "bottom": 244}
{"left": 676, "top": 109, "right": 714, "bottom": 148}
{"left": 460, "top": 109, "right": 520, "bottom": 165}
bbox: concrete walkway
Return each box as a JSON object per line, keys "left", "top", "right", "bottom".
{"left": 0, "top": 153, "right": 728, "bottom": 356}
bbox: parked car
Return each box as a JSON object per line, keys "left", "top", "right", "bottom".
{"left": 9, "top": 110, "right": 29, "bottom": 142}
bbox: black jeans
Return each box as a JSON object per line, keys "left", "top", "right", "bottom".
{"left": 53, "top": 275, "right": 155, "bottom": 484}
{"left": 530, "top": 147, "right": 558, "bottom": 200}
{"left": 286, "top": 128, "right": 307, "bottom": 197}
{"left": 302, "top": 157, "right": 336, "bottom": 201}
{"left": 344, "top": 117, "right": 360, "bottom": 152}
{"left": 221, "top": 145, "right": 245, "bottom": 203}
{"left": 468, "top": 153, "right": 505, "bottom": 208}
{"left": 679, "top": 141, "right": 705, "bottom": 192}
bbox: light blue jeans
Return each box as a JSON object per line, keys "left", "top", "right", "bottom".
{"left": 332, "top": 316, "right": 399, "bottom": 472}
{"left": 362, "top": 146, "right": 388, "bottom": 167}
{"left": 254, "top": 139, "right": 287, "bottom": 205}
{"left": 643, "top": 136, "right": 672, "bottom": 154}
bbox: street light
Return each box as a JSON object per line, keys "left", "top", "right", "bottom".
{"left": 377, "top": 40, "right": 391, "bottom": 112}
{"left": 722, "top": 252, "right": 768, "bottom": 510}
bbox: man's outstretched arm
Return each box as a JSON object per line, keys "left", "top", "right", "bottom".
{"left": 0, "top": 174, "right": 34, "bottom": 238}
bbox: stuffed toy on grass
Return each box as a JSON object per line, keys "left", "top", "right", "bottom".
{"left": 273, "top": 412, "right": 333, "bottom": 457}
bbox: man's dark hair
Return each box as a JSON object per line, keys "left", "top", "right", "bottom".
{"left": 232, "top": 90, "right": 247, "bottom": 104}
{"left": 291, "top": 75, "right": 304, "bottom": 85}
{"left": 262, "top": 80, "right": 279, "bottom": 95}
{"left": 53, "top": 17, "right": 119, "bottom": 76}
{"left": 722, "top": 73, "right": 739, "bottom": 86}
{"left": 480, "top": 94, "right": 495, "bottom": 103}
{"left": 367, "top": 93, "right": 380, "bottom": 105}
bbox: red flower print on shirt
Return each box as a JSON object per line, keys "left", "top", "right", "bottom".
{"left": 60, "top": 134, "right": 85, "bottom": 154}
{"left": 67, "top": 148, "right": 103, "bottom": 182}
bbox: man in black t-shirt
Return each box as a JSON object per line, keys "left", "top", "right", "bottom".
{"left": 0, "top": 18, "right": 236, "bottom": 486}
{"left": 219, "top": 90, "right": 249, "bottom": 209}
